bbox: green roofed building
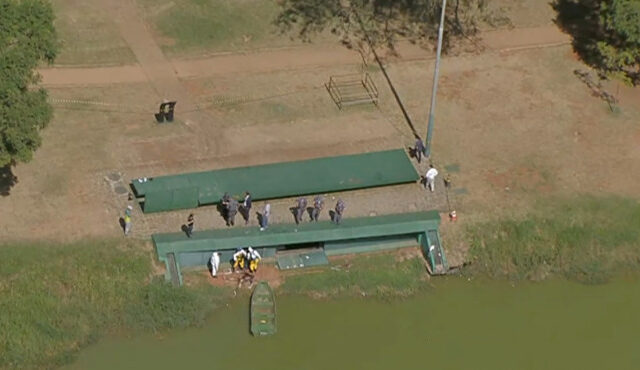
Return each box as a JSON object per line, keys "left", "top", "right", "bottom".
{"left": 152, "top": 211, "right": 447, "bottom": 285}
{"left": 133, "top": 149, "right": 419, "bottom": 213}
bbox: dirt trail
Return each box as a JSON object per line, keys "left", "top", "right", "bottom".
{"left": 39, "top": 26, "right": 570, "bottom": 86}
{"left": 97, "top": 0, "right": 223, "bottom": 155}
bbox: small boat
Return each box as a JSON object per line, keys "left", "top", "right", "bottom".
{"left": 251, "top": 281, "right": 276, "bottom": 336}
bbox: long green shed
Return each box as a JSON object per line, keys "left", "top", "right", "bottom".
{"left": 152, "top": 211, "right": 447, "bottom": 285}
{"left": 133, "top": 149, "right": 419, "bottom": 213}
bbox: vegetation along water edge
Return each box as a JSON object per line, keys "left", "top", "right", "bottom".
{"left": 2, "top": 196, "right": 639, "bottom": 369}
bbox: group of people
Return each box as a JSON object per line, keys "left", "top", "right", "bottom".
{"left": 221, "top": 191, "right": 251, "bottom": 227}
{"left": 232, "top": 247, "right": 262, "bottom": 273}
{"left": 214, "top": 191, "right": 346, "bottom": 231}
{"left": 295, "top": 195, "right": 345, "bottom": 225}
{"left": 124, "top": 190, "right": 347, "bottom": 239}
{"left": 207, "top": 247, "right": 261, "bottom": 278}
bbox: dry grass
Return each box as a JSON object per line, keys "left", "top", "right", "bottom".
{"left": 51, "top": 0, "right": 135, "bottom": 66}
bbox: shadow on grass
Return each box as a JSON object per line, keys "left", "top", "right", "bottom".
{"left": 0, "top": 165, "right": 18, "bottom": 196}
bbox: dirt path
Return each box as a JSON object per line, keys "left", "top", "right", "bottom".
{"left": 39, "top": 26, "right": 570, "bottom": 86}
{"left": 97, "top": 0, "right": 223, "bottom": 155}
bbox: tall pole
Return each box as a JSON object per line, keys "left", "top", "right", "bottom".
{"left": 424, "top": 0, "right": 447, "bottom": 158}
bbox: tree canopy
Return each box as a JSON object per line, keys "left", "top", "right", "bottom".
{"left": 597, "top": 0, "right": 640, "bottom": 84}
{"left": 0, "top": 0, "right": 58, "bottom": 167}
{"left": 275, "top": 0, "right": 505, "bottom": 53}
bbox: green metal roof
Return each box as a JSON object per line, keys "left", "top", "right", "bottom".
{"left": 133, "top": 149, "right": 419, "bottom": 213}
{"left": 153, "top": 211, "right": 441, "bottom": 257}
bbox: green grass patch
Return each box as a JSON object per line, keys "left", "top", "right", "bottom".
{"left": 0, "top": 240, "right": 230, "bottom": 369}
{"left": 466, "top": 196, "right": 640, "bottom": 284}
{"left": 140, "top": 0, "right": 293, "bottom": 55}
{"left": 279, "top": 253, "right": 429, "bottom": 299}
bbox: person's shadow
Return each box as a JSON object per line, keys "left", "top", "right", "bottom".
{"left": 407, "top": 146, "right": 418, "bottom": 160}
{"left": 419, "top": 176, "right": 427, "bottom": 188}
{"left": 329, "top": 210, "right": 336, "bottom": 222}
{"left": 289, "top": 206, "right": 299, "bottom": 223}
{"left": 240, "top": 206, "right": 251, "bottom": 224}
{"left": 306, "top": 207, "right": 315, "bottom": 221}
{"left": 181, "top": 224, "right": 190, "bottom": 237}
{"left": 118, "top": 217, "right": 125, "bottom": 233}
{"left": 216, "top": 203, "right": 227, "bottom": 220}
{"left": 256, "top": 212, "right": 265, "bottom": 227}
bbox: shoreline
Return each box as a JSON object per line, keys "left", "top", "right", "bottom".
{"left": 2, "top": 196, "right": 639, "bottom": 369}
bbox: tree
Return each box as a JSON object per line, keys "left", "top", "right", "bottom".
{"left": 275, "top": 0, "right": 506, "bottom": 53}
{"left": 597, "top": 0, "right": 640, "bottom": 84}
{"left": 0, "top": 0, "right": 58, "bottom": 167}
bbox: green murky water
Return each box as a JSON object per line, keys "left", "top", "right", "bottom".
{"left": 66, "top": 277, "right": 640, "bottom": 370}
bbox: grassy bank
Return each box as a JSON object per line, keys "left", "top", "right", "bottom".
{"left": 140, "top": 0, "right": 296, "bottom": 55}
{"left": 279, "top": 253, "right": 429, "bottom": 300}
{"left": 466, "top": 196, "right": 640, "bottom": 284}
{"left": 0, "top": 240, "right": 230, "bottom": 369}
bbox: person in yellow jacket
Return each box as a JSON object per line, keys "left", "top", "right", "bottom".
{"left": 123, "top": 205, "right": 133, "bottom": 236}
{"left": 232, "top": 248, "right": 246, "bottom": 272}
{"left": 247, "top": 247, "right": 261, "bottom": 273}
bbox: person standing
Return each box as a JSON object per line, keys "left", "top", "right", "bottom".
{"left": 210, "top": 252, "right": 220, "bottom": 278}
{"left": 186, "top": 213, "right": 195, "bottom": 237}
{"left": 260, "top": 203, "right": 271, "bottom": 231}
{"left": 414, "top": 138, "right": 425, "bottom": 163}
{"left": 295, "top": 197, "right": 307, "bottom": 224}
{"left": 425, "top": 164, "right": 439, "bottom": 192}
{"left": 334, "top": 199, "right": 345, "bottom": 225}
{"left": 221, "top": 192, "right": 231, "bottom": 205}
{"left": 123, "top": 205, "right": 133, "bottom": 236}
{"left": 227, "top": 198, "right": 239, "bottom": 226}
{"left": 311, "top": 195, "right": 324, "bottom": 222}
{"left": 242, "top": 191, "right": 252, "bottom": 225}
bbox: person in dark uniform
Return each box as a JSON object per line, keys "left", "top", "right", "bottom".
{"left": 227, "top": 198, "right": 239, "bottom": 226}
{"left": 242, "top": 191, "right": 252, "bottom": 225}
{"left": 311, "top": 195, "right": 324, "bottom": 222}
{"left": 186, "top": 213, "right": 194, "bottom": 237}
{"left": 414, "top": 138, "right": 425, "bottom": 163}
{"left": 334, "top": 199, "right": 345, "bottom": 225}
{"left": 295, "top": 197, "right": 307, "bottom": 224}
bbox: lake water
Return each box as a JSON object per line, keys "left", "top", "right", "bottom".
{"left": 66, "top": 277, "right": 640, "bottom": 370}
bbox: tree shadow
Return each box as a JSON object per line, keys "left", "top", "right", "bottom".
{"left": 273, "top": 0, "right": 492, "bottom": 51}
{"left": 0, "top": 165, "right": 18, "bottom": 196}
{"left": 552, "top": 0, "right": 604, "bottom": 71}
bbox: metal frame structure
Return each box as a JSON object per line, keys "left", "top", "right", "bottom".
{"left": 326, "top": 72, "right": 379, "bottom": 109}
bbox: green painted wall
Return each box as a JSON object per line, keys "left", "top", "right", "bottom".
{"left": 153, "top": 211, "right": 443, "bottom": 284}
